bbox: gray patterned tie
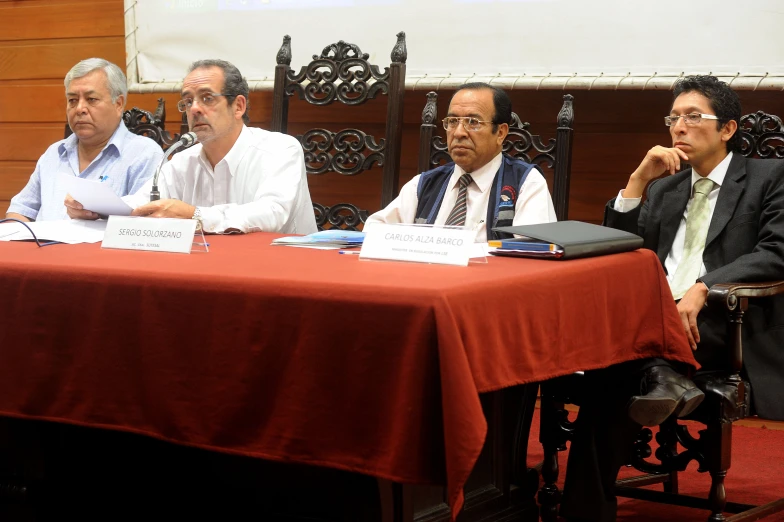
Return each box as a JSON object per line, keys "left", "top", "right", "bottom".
{"left": 671, "top": 177, "right": 716, "bottom": 299}
{"left": 444, "top": 173, "right": 474, "bottom": 227}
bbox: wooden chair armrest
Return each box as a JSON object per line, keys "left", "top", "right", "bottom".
{"left": 707, "top": 280, "right": 784, "bottom": 377}
{"left": 707, "top": 280, "right": 784, "bottom": 311}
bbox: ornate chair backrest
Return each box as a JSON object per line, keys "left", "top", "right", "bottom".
{"left": 418, "top": 93, "right": 575, "bottom": 221}
{"left": 270, "top": 33, "right": 407, "bottom": 230}
{"left": 738, "top": 110, "right": 784, "bottom": 159}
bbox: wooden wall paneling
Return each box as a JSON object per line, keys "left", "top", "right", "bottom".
{"left": 0, "top": 162, "right": 36, "bottom": 200}
{"left": 125, "top": 93, "right": 184, "bottom": 109}
{"left": 0, "top": 84, "right": 68, "bottom": 123}
{"left": 284, "top": 96, "right": 390, "bottom": 124}
{"left": 0, "top": 1, "right": 123, "bottom": 41}
{"left": 0, "top": 125, "right": 63, "bottom": 162}
{"left": 0, "top": 38, "right": 125, "bottom": 81}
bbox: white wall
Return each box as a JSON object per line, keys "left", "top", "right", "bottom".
{"left": 125, "top": 0, "right": 784, "bottom": 91}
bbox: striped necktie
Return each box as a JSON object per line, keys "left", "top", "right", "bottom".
{"left": 444, "top": 173, "right": 474, "bottom": 227}
{"left": 670, "top": 177, "right": 716, "bottom": 300}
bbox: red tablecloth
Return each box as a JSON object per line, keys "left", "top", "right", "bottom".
{"left": 0, "top": 233, "right": 696, "bottom": 516}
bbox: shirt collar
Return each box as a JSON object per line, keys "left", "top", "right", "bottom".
{"left": 199, "top": 124, "right": 252, "bottom": 177}
{"left": 691, "top": 151, "right": 732, "bottom": 189}
{"left": 451, "top": 152, "right": 504, "bottom": 193}
{"left": 58, "top": 120, "right": 128, "bottom": 159}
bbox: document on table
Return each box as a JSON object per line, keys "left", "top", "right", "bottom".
{"left": 59, "top": 172, "right": 134, "bottom": 217}
{"left": 0, "top": 219, "right": 107, "bottom": 244}
{"left": 271, "top": 230, "right": 365, "bottom": 249}
{"left": 0, "top": 224, "right": 21, "bottom": 239}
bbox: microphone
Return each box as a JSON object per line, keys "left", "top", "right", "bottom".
{"left": 150, "top": 132, "right": 198, "bottom": 201}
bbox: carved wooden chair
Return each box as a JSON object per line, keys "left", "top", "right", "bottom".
{"left": 537, "top": 110, "right": 784, "bottom": 522}
{"left": 271, "top": 33, "right": 406, "bottom": 230}
{"left": 64, "top": 98, "right": 185, "bottom": 150}
{"left": 418, "top": 92, "right": 574, "bottom": 221}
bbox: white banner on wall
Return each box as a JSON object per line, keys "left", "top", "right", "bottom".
{"left": 125, "top": 0, "right": 784, "bottom": 91}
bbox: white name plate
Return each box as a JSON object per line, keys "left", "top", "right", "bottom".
{"left": 360, "top": 223, "right": 474, "bottom": 266}
{"left": 102, "top": 216, "right": 197, "bottom": 254}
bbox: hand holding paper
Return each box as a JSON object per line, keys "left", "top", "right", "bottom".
{"left": 65, "top": 194, "right": 100, "bottom": 220}
{"left": 59, "top": 173, "right": 133, "bottom": 218}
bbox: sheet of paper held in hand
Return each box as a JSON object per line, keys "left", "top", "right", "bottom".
{"left": 59, "top": 172, "right": 133, "bottom": 217}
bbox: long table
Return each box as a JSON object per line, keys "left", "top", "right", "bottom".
{"left": 0, "top": 233, "right": 696, "bottom": 519}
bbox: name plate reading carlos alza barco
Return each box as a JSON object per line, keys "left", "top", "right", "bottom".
{"left": 360, "top": 223, "right": 474, "bottom": 266}
{"left": 102, "top": 216, "right": 197, "bottom": 254}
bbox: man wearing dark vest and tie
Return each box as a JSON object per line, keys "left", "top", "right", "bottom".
{"left": 364, "top": 82, "right": 557, "bottom": 240}
{"left": 560, "top": 75, "right": 784, "bottom": 521}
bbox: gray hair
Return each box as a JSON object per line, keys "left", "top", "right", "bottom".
{"left": 187, "top": 59, "right": 250, "bottom": 124}
{"left": 64, "top": 58, "right": 128, "bottom": 103}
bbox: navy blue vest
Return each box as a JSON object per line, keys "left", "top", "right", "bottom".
{"left": 414, "top": 154, "right": 536, "bottom": 240}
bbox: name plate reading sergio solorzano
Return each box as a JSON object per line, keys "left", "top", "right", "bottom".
{"left": 360, "top": 223, "right": 474, "bottom": 266}
{"left": 102, "top": 216, "right": 197, "bottom": 254}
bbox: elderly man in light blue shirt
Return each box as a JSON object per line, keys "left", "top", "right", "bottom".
{"left": 6, "top": 58, "right": 163, "bottom": 222}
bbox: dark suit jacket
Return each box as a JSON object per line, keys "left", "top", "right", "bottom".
{"left": 604, "top": 154, "right": 784, "bottom": 420}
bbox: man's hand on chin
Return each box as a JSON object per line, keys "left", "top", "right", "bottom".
{"left": 677, "top": 282, "right": 709, "bottom": 351}
{"left": 131, "top": 199, "right": 196, "bottom": 219}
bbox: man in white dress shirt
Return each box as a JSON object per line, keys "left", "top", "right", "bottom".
{"left": 67, "top": 59, "right": 317, "bottom": 235}
{"left": 364, "top": 83, "right": 556, "bottom": 242}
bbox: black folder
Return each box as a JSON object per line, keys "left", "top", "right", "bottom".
{"left": 491, "top": 220, "right": 643, "bottom": 260}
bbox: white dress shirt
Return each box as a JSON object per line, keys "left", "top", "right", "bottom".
{"left": 126, "top": 126, "right": 317, "bottom": 235}
{"left": 365, "top": 152, "right": 557, "bottom": 242}
{"left": 613, "top": 152, "right": 733, "bottom": 286}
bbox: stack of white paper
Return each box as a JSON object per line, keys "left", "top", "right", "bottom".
{"left": 0, "top": 219, "right": 107, "bottom": 244}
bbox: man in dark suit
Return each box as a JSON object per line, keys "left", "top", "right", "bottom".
{"left": 560, "top": 75, "right": 784, "bottom": 521}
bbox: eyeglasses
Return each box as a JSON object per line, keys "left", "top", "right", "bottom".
{"left": 177, "top": 92, "right": 228, "bottom": 112}
{"left": 664, "top": 113, "right": 720, "bottom": 127}
{"left": 443, "top": 117, "right": 494, "bottom": 132}
{"left": 67, "top": 96, "right": 103, "bottom": 109}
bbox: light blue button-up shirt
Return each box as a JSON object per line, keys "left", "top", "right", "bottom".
{"left": 8, "top": 121, "right": 164, "bottom": 221}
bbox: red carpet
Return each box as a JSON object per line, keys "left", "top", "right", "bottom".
{"left": 527, "top": 408, "right": 784, "bottom": 521}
